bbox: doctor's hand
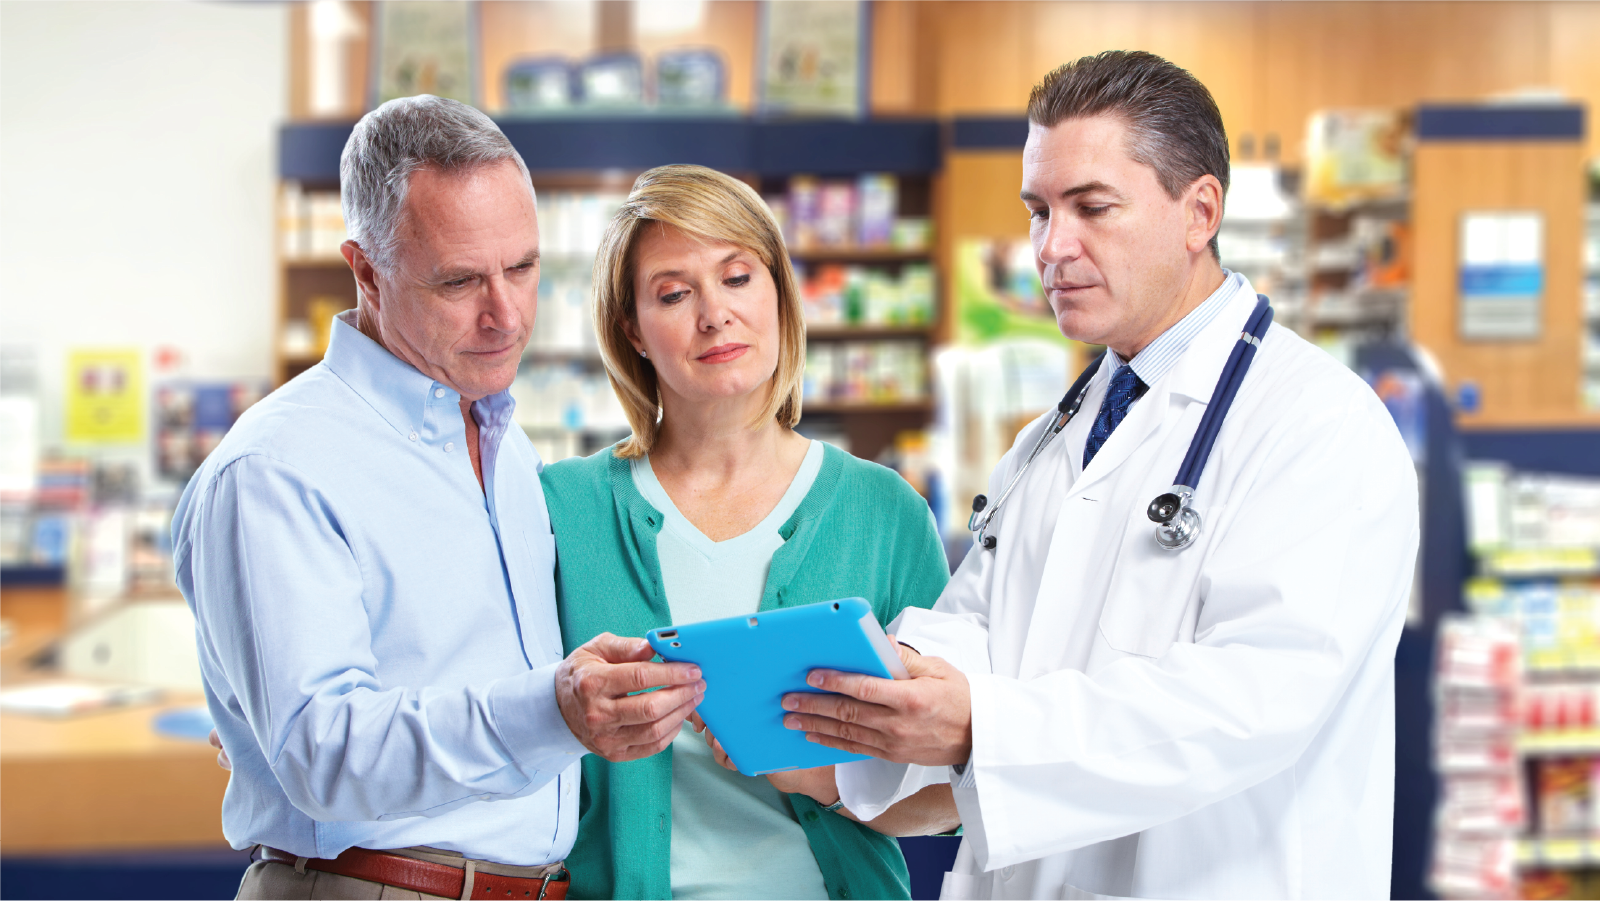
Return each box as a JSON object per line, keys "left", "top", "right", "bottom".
{"left": 693, "top": 712, "right": 840, "bottom": 801}
{"left": 556, "top": 633, "right": 705, "bottom": 763}
{"left": 782, "top": 640, "right": 972, "bottom": 767}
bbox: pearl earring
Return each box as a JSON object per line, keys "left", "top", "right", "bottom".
{"left": 639, "top": 350, "right": 647, "bottom": 358}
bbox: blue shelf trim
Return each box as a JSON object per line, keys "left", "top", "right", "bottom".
{"left": 500, "top": 116, "right": 752, "bottom": 172}
{"left": 1416, "top": 104, "right": 1584, "bottom": 141}
{"left": 952, "top": 116, "right": 1030, "bottom": 150}
{"left": 1459, "top": 428, "right": 1600, "bottom": 477}
{"left": 0, "top": 565, "right": 65, "bottom": 587}
{"left": 751, "top": 118, "right": 941, "bottom": 175}
{"left": 279, "top": 117, "right": 944, "bottom": 181}
{"left": 278, "top": 121, "right": 356, "bottom": 183}
{"left": 1, "top": 849, "right": 253, "bottom": 901}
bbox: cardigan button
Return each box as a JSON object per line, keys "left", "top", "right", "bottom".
{"left": 804, "top": 810, "right": 820, "bottom": 822}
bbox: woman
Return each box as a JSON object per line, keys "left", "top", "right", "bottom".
{"left": 541, "top": 165, "right": 958, "bottom": 900}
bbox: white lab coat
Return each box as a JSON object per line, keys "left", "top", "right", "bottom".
{"left": 840, "top": 284, "right": 1418, "bottom": 900}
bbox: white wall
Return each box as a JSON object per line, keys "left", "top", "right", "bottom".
{"left": 0, "top": 0, "right": 287, "bottom": 448}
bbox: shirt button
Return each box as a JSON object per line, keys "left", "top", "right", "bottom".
{"left": 408, "top": 432, "right": 418, "bottom": 441}
{"left": 480, "top": 794, "right": 491, "bottom": 801}
{"left": 434, "top": 387, "right": 446, "bottom": 398}
{"left": 1001, "top": 866, "right": 1016, "bottom": 881}
{"left": 444, "top": 442, "right": 454, "bottom": 453}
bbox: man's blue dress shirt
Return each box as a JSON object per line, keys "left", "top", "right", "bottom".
{"left": 172, "top": 311, "right": 585, "bottom": 864}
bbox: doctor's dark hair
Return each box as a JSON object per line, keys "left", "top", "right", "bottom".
{"left": 339, "top": 95, "right": 533, "bottom": 272}
{"left": 1028, "top": 51, "right": 1229, "bottom": 259}
{"left": 591, "top": 165, "right": 806, "bottom": 459}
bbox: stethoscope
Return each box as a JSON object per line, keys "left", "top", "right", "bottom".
{"left": 968, "top": 295, "right": 1273, "bottom": 553}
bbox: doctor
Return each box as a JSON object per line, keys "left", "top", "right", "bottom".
{"left": 781, "top": 50, "right": 1419, "bottom": 900}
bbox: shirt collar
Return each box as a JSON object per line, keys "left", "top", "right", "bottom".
{"left": 1109, "top": 269, "right": 1250, "bottom": 385}
{"left": 322, "top": 309, "right": 517, "bottom": 439}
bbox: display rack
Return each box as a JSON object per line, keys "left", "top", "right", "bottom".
{"left": 275, "top": 116, "right": 945, "bottom": 464}
{"left": 1298, "top": 197, "right": 1410, "bottom": 346}
{"left": 1582, "top": 199, "right": 1598, "bottom": 411}
{"left": 1431, "top": 464, "right": 1600, "bottom": 900}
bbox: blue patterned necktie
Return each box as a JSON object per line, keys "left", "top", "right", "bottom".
{"left": 1083, "top": 365, "right": 1148, "bottom": 467}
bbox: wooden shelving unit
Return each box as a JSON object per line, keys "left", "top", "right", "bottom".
{"left": 274, "top": 117, "right": 946, "bottom": 463}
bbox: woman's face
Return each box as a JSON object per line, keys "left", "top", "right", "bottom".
{"left": 625, "top": 223, "right": 783, "bottom": 414}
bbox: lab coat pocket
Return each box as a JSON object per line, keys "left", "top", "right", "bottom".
{"left": 1096, "top": 503, "right": 1223, "bottom": 658}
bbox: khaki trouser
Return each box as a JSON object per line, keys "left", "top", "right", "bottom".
{"left": 236, "top": 846, "right": 565, "bottom": 901}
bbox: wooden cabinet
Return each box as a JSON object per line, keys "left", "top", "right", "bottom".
{"left": 868, "top": 1, "right": 1598, "bottom": 162}
{"left": 1410, "top": 111, "right": 1594, "bottom": 429}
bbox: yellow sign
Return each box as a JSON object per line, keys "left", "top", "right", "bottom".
{"left": 66, "top": 349, "right": 145, "bottom": 444}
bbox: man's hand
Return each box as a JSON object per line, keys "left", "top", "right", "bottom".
{"left": 691, "top": 712, "right": 839, "bottom": 800}
{"left": 208, "top": 728, "right": 232, "bottom": 771}
{"left": 557, "top": 633, "right": 704, "bottom": 762}
{"left": 781, "top": 639, "right": 971, "bottom": 767}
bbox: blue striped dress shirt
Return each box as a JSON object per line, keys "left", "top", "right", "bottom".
{"left": 172, "top": 312, "right": 584, "bottom": 865}
{"left": 1110, "top": 269, "right": 1252, "bottom": 383}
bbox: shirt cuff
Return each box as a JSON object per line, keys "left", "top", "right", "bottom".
{"left": 487, "top": 661, "right": 588, "bottom": 774}
{"left": 950, "top": 750, "right": 978, "bottom": 789}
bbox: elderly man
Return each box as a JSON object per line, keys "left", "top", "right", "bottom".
{"left": 786, "top": 52, "right": 1418, "bottom": 899}
{"left": 174, "top": 96, "right": 704, "bottom": 900}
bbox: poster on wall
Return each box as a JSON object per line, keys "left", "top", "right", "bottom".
{"left": 1459, "top": 211, "right": 1544, "bottom": 340}
{"left": 373, "top": 1, "right": 477, "bottom": 107}
{"left": 65, "top": 348, "right": 145, "bottom": 445}
{"left": 1304, "top": 110, "right": 1408, "bottom": 209}
{"left": 954, "top": 238, "right": 1071, "bottom": 346}
{"left": 757, "top": 0, "right": 865, "bottom": 117}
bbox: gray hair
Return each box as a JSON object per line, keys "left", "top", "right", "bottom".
{"left": 1028, "top": 51, "right": 1229, "bottom": 259}
{"left": 339, "top": 95, "right": 532, "bottom": 271}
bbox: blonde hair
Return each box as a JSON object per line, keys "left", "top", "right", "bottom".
{"left": 591, "top": 165, "right": 806, "bottom": 459}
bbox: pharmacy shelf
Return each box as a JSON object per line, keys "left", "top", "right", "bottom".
{"left": 1478, "top": 546, "right": 1600, "bottom": 578}
{"left": 789, "top": 248, "right": 932, "bottom": 263}
{"left": 1516, "top": 836, "right": 1601, "bottom": 867}
{"left": 803, "top": 400, "right": 934, "bottom": 415}
{"left": 524, "top": 348, "right": 604, "bottom": 363}
{"left": 1515, "top": 728, "right": 1601, "bottom": 755}
{"left": 280, "top": 117, "right": 943, "bottom": 181}
{"left": 805, "top": 324, "right": 934, "bottom": 340}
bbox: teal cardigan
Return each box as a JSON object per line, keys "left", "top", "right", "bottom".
{"left": 542, "top": 444, "right": 950, "bottom": 901}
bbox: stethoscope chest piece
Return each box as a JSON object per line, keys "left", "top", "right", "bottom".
{"left": 1147, "top": 486, "right": 1202, "bottom": 551}
{"left": 966, "top": 294, "right": 1272, "bottom": 556}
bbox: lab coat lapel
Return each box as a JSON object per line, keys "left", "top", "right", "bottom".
{"left": 1069, "top": 288, "right": 1259, "bottom": 497}
{"left": 1163, "top": 289, "right": 1262, "bottom": 408}
{"left": 1067, "top": 373, "right": 1167, "bottom": 499}
{"left": 1016, "top": 287, "right": 1263, "bottom": 678}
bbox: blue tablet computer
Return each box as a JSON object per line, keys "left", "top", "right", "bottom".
{"left": 646, "top": 597, "right": 908, "bottom": 776}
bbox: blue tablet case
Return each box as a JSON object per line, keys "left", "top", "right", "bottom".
{"left": 646, "top": 598, "right": 907, "bottom": 776}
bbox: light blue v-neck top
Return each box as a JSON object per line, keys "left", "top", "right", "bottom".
{"left": 630, "top": 440, "right": 830, "bottom": 900}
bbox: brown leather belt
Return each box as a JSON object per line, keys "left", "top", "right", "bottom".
{"left": 260, "top": 846, "right": 568, "bottom": 900}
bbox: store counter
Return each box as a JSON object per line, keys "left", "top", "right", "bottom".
{"left": 0, "top": 587, "right": 229, "bottom": 854}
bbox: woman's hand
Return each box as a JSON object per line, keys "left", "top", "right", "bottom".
{"left": 690, "top": 712, "right": 841, "bottom": 804}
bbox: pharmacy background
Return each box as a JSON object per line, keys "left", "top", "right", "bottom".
{"left": 0, "top": 2, "right": 1597, "bottom": 899}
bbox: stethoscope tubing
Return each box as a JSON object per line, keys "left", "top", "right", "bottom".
{"left": 968, "top": 351, "right": 1105, "bottom": 541}
{"left": 971, "top": 294, "right": 1274, "bottom": 552}
{"left": 1173, "top": 298, "right": 1274, "bottom": 490}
